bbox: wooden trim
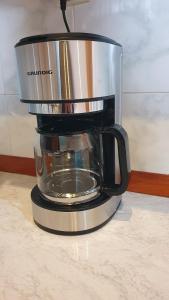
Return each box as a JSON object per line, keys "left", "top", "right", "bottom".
{"left": 128, "top": 171, "right": 169, "bottom": 197}
{"left": 0, "top": 155, "right": 169, "bottom": 197}
{"left": 0, "top": 155, "right": 36, "bottom": 176}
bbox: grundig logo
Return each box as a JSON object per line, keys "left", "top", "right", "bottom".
{"left": 27, "top": 70, "right": 53, "bottom": 76}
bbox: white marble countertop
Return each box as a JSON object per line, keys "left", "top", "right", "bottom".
{"left": 0, "top": 171, "right": 169, "bottom": 300}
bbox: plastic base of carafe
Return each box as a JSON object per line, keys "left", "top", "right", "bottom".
{"left": 31, "top": 185, "right": 122, "bottom": 235}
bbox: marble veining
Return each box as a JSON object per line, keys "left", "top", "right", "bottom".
{"left": 74, "top": 0, "right": 169, "bottom": 93}
{"left": 0, "top": 94, "right": 36, "bottom": 157}
{"left": 123, "top": 93, "right": 169, "bottom": 173}
{"left": 0, "top": 0, "right": 74, "bottom": 94}
{"left": 0, "top": 172, "right": 169, "bottom": 300}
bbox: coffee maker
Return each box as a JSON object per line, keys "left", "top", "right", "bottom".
{"left": 15, "top": 33, "right": 130, "bottom": 234}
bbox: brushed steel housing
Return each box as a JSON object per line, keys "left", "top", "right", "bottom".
{"left": 32, "top": 193, "right": 121, "bottom": 233}
{"left": 28, "top": 99, "right": 104, "bottom": 114}
{"left": 15, "top": 34, "right": 122, "bottom": 115}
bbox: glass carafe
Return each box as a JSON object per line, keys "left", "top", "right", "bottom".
{"left": 34, "top": 125, "right": 129, "bottom": 205}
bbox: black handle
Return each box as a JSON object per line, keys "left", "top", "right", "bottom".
{"left": 102, "top": 124, "right": 130, "bottom": 196}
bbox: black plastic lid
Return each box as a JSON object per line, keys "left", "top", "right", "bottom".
{"left": 15, "top": 32, "right": 121, "bottom": 47}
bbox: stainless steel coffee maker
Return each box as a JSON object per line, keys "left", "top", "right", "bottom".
{"left": 15, "top": 33, "right": 130, "bottom": 234}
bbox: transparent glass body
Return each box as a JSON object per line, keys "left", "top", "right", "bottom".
{"left": 34, "top": 131, "right": 103, "bottom": 205}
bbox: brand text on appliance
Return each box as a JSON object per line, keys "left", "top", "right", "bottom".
{"left": 27, "top": 70, "right": 53, "bottom": 76}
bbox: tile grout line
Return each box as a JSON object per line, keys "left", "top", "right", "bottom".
{"left": 123, "top": 92, "right": 169, "bottom": 94}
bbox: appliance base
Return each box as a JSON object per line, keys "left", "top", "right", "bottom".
{"left": 31, "top": 185, "right": 121, "bottom": 235}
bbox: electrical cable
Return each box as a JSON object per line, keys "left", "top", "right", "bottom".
{"left": 62, "top": 10, "right": 70, "bottom": 32}
{"left": 60, "top": 0, "right": 71, "bottom": 32}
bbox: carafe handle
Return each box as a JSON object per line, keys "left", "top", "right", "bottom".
{"left": 102, "top": 124, "right": 130, "bottom": 195}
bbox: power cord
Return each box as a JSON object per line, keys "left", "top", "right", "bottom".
{"left": 60, "top": 0, "right": 71, "bottom": 32}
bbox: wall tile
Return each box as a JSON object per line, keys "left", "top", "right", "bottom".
{"left": 0, "top": 0, "right": 169, "bottom": 176}
{"left": 74, "top": 0, "right": 169, "bottom": 93}
{"left": 0, "top": 0, "right": 74, "bottom": 95}
{"left": 0, "top": 61, "right": 4, "bottom": 94}
{"left": 6, "top": 95, "right": 36, "bottom": 157}
{"left": 123, "top": 93, "right": 169, "bottom": 174}
{"left": 0, "top": 95, "right": 12, "bottom": 155}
